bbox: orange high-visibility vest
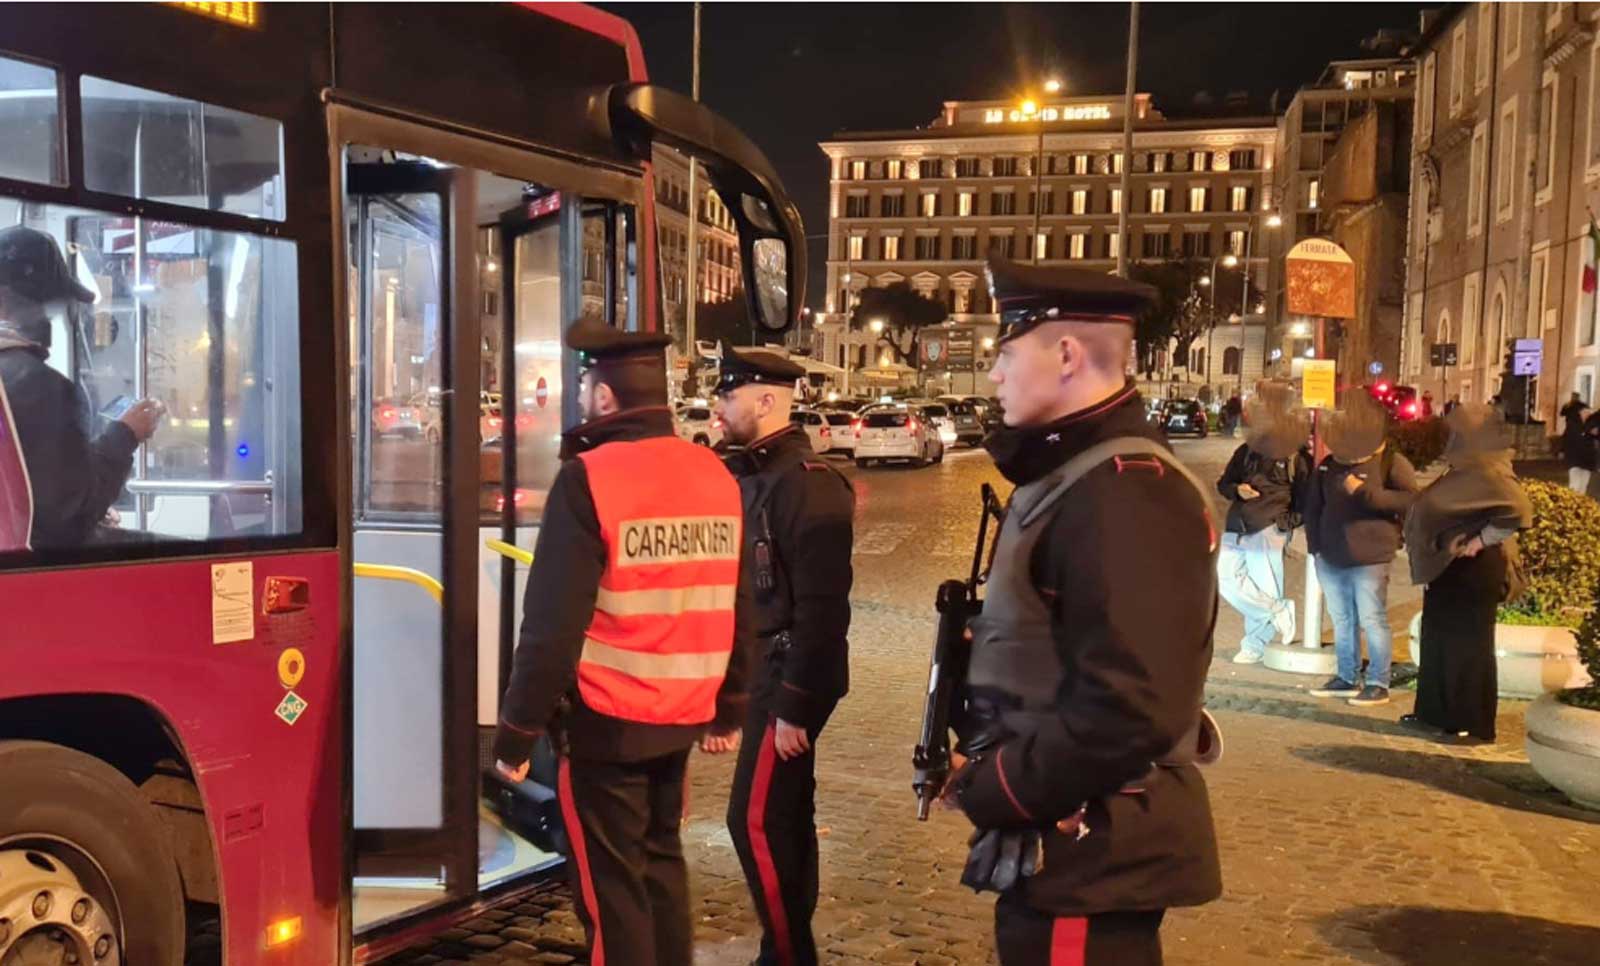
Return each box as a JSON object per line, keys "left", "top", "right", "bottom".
{"left": 577, "top": 435, "right": 743, "bottom": 726}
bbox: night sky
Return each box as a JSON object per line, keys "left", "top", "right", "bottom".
{"left": 600, "top": 2, "right": 1429, "bottom": 306}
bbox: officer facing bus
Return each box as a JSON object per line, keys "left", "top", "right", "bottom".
{"left": 493, "top": 318, "right": 752, "bottom": 966}
{"left": 945, "top": 258, "right": 1222, "bottom": 965}
{"left": 715, "top": 345, "right": 854, "bottom": 966}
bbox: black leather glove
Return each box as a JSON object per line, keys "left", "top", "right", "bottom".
{"left": 959, "top": 827, "right": 1042, "bottom": 894}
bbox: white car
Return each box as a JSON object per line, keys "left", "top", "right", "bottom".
{"left": 820, "top": 410, "right": 856, "bottom": 455}
{"left": 853, "top": 404, "right": 944, "bottom": 467}
{"left": 674, "top": 404, "right": 723, "bottom": 447}
{"left": 904, "top": 399, "right": 960, "bottom": 448}
{"left": 789, "top": 407, "right": 833, "bottom": 455}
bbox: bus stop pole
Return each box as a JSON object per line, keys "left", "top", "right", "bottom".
{"left": 1301, "top": 314, "right": 1328, "bottom": 649}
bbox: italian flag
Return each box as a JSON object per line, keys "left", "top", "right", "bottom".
{"left": 1585, "top": 215, "right": 1600, "bottom": 294}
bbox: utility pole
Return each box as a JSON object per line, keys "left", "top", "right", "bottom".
{"left": 684, "top": 2, "right": 702, "bottom": 351}
{"left": 1116, "top": 0, "right": 1139, "bottom": 277}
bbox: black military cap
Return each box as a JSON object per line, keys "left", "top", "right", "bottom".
{"left": 986, "top": 256, "right": 1156, "bottom": 346}
{"left": 564, "top": 316, "right": 672, "bottom": 368}
{"left": 0, "top": 226, "right": 97, "bottom": 305}
{"left": 715, "top": 342, "right": 806, "bottom": 394}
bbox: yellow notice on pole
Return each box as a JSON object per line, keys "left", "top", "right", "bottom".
{"left": 1302, "top": 360, "right": 1337, "bottom": 409}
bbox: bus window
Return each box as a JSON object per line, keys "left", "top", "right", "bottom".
{"left": 0, "top": 54, "right": 63, "bottom": 186}
{"left": 0, "top": 203, "right": 302, "bottom": 552}
{"left": 80, "top": 75, "right": 287, "bottom": 222}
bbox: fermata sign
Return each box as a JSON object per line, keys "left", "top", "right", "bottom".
{"left": 1285, "top": 238, "right": 1356, "bottom": 320}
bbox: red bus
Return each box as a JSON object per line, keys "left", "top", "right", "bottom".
{"left": 0, "top": 4, "right": 803, "bottom": 963}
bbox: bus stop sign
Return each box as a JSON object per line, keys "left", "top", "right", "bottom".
{"left": 1285, "top": 239, "right": 1356, "bottom": 319}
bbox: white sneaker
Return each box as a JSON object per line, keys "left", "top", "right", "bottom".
{"left": 1273, "top": 603, "right": 1297, "bottom": 646}
{"left": 1232, "top": 649, "right": 1265, "bottom": 665}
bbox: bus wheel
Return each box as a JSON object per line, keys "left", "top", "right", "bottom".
{"left": 0, "top": 741, "right": 185, "bottom": 966}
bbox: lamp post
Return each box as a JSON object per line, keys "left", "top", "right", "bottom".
{"left": 1204, "top": 252, "right": 1238, "bottom": 396}
{"left": 1020, "top": 78, "right": 1061, "bottom": 264}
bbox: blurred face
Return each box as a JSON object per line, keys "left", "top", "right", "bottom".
{"left": 987, "top": 326, "right": 1076, "bottom": 427}
{"left": 714, "top": 383, "right": 772, "bottom": 445}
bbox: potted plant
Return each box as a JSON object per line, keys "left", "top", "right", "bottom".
{"left": 1492, "top": 480, "right": 1600, "bottom": 698}
{"left": 1525, "top": 577, "right": 1600, "bottom": 810}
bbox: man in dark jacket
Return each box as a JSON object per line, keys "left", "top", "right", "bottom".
{"left": 493, "top": 319, "right": 752, "bottom": 966}
{"left": 714, "top": 344, "right": 853, "bottom": 966}
{"left": 1560, "top": 392, "right": 1593, "bottom": 494}
{"left": 1214, "top": 383, "right": 1311, "bottom": 664}
{"left": 947, "top": 258, "right": 1221, "bottom": 965}
{"left": 1303, "top": 390, "right": 1419, "bottom": 706}
{"left": 0, "top": 226, "right": 162, "bottom": 550}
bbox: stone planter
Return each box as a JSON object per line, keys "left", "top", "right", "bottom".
{"left": 1525, "top": 693, "right": 1600, "bottom": 811}
{"left": 1407, "top": 616, "right": 1590, "bottom": 697}
{"left": 1494, "top": 624, "right": 1592, "bottom": 698}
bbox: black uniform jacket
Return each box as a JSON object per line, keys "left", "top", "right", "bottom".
{"left": 956, "top": 385, "right": 1223, "bottom": 914}
{"left": 0, "top": 341, "right": 138, "bottom": 549}
{"left": 723, "top": 425, "right": 854, "bottom": 730}
{"left": 492, "top": 406, "right": 755, "bottom": 765}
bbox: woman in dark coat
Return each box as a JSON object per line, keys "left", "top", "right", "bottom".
{"left": 1402, "top": 404, "right": 1533, "bottom": 744}
{"left": 1560, "top": 393, "right": 1593, "bottom": 494}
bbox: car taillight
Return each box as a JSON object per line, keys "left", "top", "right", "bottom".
{"left": 488, "top": 416, "right": 503, "bottom": 428}
{"left": 380, "top": 407, "right": 395, "bottom": 421}
{"left": 820, "top": 425, "right": 830, "bottom": 436}
{"left": 853, "top": 422, "right": 862, "bottom": 439}
{"left": 495, "top": 488, "right": 532, "bottom": 513}
{"left": 908, "top": 419, "right": 921, "bottom": 434}
{"left": 1404, "top": 402, "right": 1418, "bottom": 416}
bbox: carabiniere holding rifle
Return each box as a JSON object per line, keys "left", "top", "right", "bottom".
{"left": 916, "top": 257, "right": 1224, "bottom": 966}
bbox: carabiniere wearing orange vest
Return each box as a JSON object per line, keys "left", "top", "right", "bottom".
{"left": 494, "top": 317, "right": 754, "bottom": 966}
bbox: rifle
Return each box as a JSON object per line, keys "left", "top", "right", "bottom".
{"left": 912, "top": 482, "right": 1003, "bottom": 820}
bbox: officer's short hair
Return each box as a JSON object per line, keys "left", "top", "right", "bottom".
{"left": 588, "top": 360, "right": 668, "bottom": 410}
{"left": 1059, "top": 321, "right": 1131, "bottom": 375}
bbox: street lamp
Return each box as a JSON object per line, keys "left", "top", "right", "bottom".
{"left": 981, "top": 336, "right": 996, "bottom": 350}
{"left": 1266, "top": 213, "right": 1283, "bottom": 229}
{"left": 1019, "top": 78, "right": 1061, "bottom": 264}
{"left": 869, "top": 318, "right": 885, "bottom": 334}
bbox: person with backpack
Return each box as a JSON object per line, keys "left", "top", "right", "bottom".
{"left": 943, "top": 258, "right": 1221, "bottom": 965}
{"left": 715, "top": 345, "right": 854, "bottom": 966}
{"left": 1303, "top": 390, "right": 1420, "bottom": 707}
{"left": 1214, "top": 383, "right": 1312, "bottom": 664}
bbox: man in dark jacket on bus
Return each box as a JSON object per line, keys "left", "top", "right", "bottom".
{"left": 1303, "top": 390, "right": 1419, "bottom": 707}
{"left": 0, "top": 226, "right": 162, "bottom": 550}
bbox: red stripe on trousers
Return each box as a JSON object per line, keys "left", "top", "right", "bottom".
{"left": 557, "top": 759, "right": 606, "bottom": 966}
{"left": 1050, "top": 916, "right": 1088, "bottom": 966}
{"left": 747, "top": 722, "right": 795, "bottom": 965}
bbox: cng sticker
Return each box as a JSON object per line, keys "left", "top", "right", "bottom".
{"left": 274, "top": 691, "right": 308, "bottom": 726}
{"left": 277, "top": 647, "right": 306, "bottom": 688}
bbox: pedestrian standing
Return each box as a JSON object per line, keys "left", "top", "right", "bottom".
{"left": 946, "top": 257, "right": 1221, "bottom": 966}
{"left": 1421, "top": 390, "right": 1436, "bottom": 419}
{"left": 1303, "top": 389, "right": 1420, "bottom": 706}
{"left": 715, "top": 345, "right": 854, "bottom": 966}
{"left": 1562, "top": 392, "right": 1594, "bottom": 494}
{"left": 1215, "top": 382, "right": 1310, "bottom": 664}
{"left": 1402, "top": 404, "right": 1532, "bottom": 744}
{"left": 493, "top": 319, "right": 752, "bottom": 966}
{"left": 1224, "top": 394, "right": 1243, "bottom": 437}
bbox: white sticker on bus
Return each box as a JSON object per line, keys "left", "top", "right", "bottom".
{"left": 211, "top": 561, "right": 255, "bottom": 644}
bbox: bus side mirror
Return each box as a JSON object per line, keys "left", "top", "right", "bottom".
{"left": 598, "top": 83, "right": 805, "bottom": 333}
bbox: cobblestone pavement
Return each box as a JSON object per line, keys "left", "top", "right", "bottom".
{"left": 385, "top": 435, "right": 1600, "bottom": 966}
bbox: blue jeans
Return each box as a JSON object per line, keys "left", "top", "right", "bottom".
{"left": 1217, "top": 527, "right": 1292, "bottom": 656}
{"left": 1314, "top": 556, "right": 1393, "bottom": 688}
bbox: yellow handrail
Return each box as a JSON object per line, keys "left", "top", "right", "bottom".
{"left": 484, "top": 538, "right": 533, "bottom": 566}
{"left": 352, "top": 563, "right": 444, "bottom": 605}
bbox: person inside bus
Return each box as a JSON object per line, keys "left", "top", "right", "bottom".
{"left": 0, "top": 226, "right": 163, "bottom": 549}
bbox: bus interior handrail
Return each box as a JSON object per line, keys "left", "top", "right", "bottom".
{"left": 351, "top": 563, "right": 444, "bottom": 605}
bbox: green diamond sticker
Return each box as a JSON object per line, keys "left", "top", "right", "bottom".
{"left": 275, "top": 690, "right": 307, "bottom": 726}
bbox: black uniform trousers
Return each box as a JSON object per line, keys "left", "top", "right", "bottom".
{"left": 727, "top": 700, "right": 822, "bottom": 966}
{"left": 995, "top": 893, "right": 1166, "bottom": 966}
{"left": 557, "top": 749, "right": 692, "bottom": 966}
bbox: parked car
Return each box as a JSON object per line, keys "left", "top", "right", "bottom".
{"left": 372, "top": 397, "right": 424, "bottom": 438}
{"left": 789, "top": 406, "right": 833, "bottom": 454}
{"left": 675, "top": 404, "right": 724, "bottom": 447}
{"left": 853, "top": 404, "right": 945, "bottom": 467}
{"left": 821, "top": 410, "right": 857, "bottom": 455}
{"left": 904, "top": 399, "right": 960, "bottom": 448}
{"left": 934, "top": 397, "right": 986, "bottom": 446}
{"left": 1156, "top": 398, "right": 1209, "bottom": 438}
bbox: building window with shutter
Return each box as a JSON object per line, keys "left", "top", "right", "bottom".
{"left": 1227, "top": 229, "right": 1247, "bottom": 255}
{"left": 1496, "top": 98, "right": 1518, "bottom": 222}
{"left": 953, "top": 234, "right": 977, "bottom": 260}
{"left": 921, "top": 158, "right": 943, "bottom": 179}
{"left": 915, "top": 234, "right": 942, "bottom": 260}
{"left": 921, "top": 191, "right": 939, "bottom": 218}
{"left": 1468, "top": 122, "right": 1487, "bottom": 235}
{"left": 991, "top": 232, "right": 1016, "bottom": 259}
{"left": 1110, "top": 152, "right": 1125, "bottom": 174}
{"left": 1109, "top": 188, "right": 1122, "bottom": 214}
{"left": 850, "top": 160, "right": 867, "bottom": 180}
{"left": 1191, "top": 150, "right": 1210, "bottom": 172}
{"left": 1142, "top": 232, "right": 1171, "bottom": 258}
{"left": 958, "top": 190, "right": 974, "bottom": 216}
{"left": 1069, "top": 233, "right": 1087, "bottom": 260}
{"left": 1106, "top": 231, "right": 1122, "bottom": 260}
{"left": 848, "top": 235, "right": 864, "bottom": 260}
{"left": 1182, "top": 230, "right": 1211, "bottom": 257}
{"left": 1029, "top": 189, "right": 1053, "bottom": 215}
{"left": 1149, "top": 187, "right": 1168, "bottom": 213}
{"left": 1229, "top": 149, "right": 1257, "bottom": 170}
{"left": 1307, "top": 178, "right": 1320, "bottom": 210}
{"left": 994, "top": 157, "right": 1018, "bottom": 176}
{"left": 882, "top": 235, "right": 901, "bottom": 260}
{"left": 882, "top": 193, "right": 906, "bottom": 217}
{"left": 992, "top": 190, "right": 1017, "bottom": 215}
{"left": 1073, "top": 153, "right": 1091, "bottom": 174}
{"left": 886, "top": 159, "right": 903, "bottom": 180}
{"left": 956, "top": 157, "right": 980, "bottom": 177}
{"left": 846, "top": 194, "right": 869, "bottom": 218}
{"left": 1189, "top": 186, "right": 1208, "bottom": 212}
{"left": 1230, "top": 185, "right": 1250, "bottom": 212}
{"left": 1071, "top": 189, "right": 1088, "bottom": 215}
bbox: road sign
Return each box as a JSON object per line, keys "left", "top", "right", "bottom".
{"left": 1285, "top": 238, "right": 1357, "bottom": 319}
{"left": 534, "top": 376, "right": 550, "bottom": 408}
{"left": 1429, "top": 342, "right": 1459, "bottom": 367}
{"left": 1302, "top": 359, "right": 1337, "bottom": 409}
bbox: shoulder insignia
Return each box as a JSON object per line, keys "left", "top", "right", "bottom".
{"left": 1112, "top": 455, "right": 1166, "bottom": 476}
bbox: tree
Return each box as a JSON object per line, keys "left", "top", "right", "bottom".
{"left": 847, "top": 282, "right": 947, "bottom": 365}
{"left": 1128, "top": 258, "right": 1263, "bottom": 379}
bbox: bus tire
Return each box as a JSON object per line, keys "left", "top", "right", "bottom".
{"left": 0, "top": 740, "right": 186, "bottom": 965}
